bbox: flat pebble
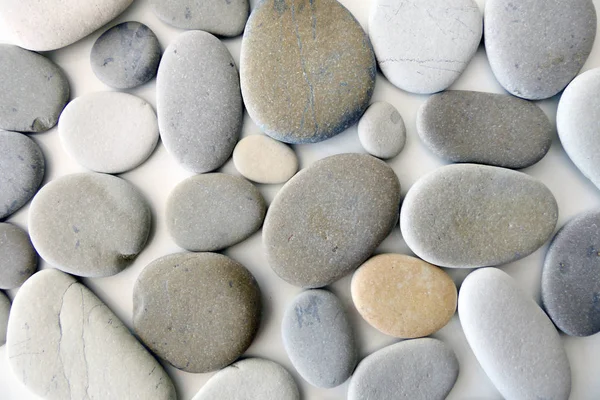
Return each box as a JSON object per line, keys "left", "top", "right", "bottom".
{"left": 193, "top": 358, "right": 299, "bottom": 400}
{"left": 264, "top": 153, "right": 401, "bottom": 288}
{"left": 166, "top": 174, "right": 266, "bottom": 251}
{"left": 240, "top": 0, "right": 376, "bottom": 144}
{"left": 0, "top": 291, "right": 9, "bottom": 346}
{"left": 282, "top": 290, "right": 356, "bottom": 388}
{"left": 358, "top": 102, "right": 406, "bottom": 159}
{"left": 459, "top": 267, "right": 571, "bottom": 399}
{"left": 91, "top": 22, "right": 161, "bottom": 89}
{"left": 400, "top": 164, "right": 558, "bottom": 268}
{"left": 348, "top": 338, "right": 459, "bottom": 400}
{"left": 351, "top": 254, "right": 456, "bottom": 338}
{"left": 59, "top": 91, "right": 159, "bottom": 174}
{"left": 0, "top": 223, "right": 37, "bottom": 289}
{"left": 0, "top": 44, "right": 69, "bottom": 132}
{"left": 7, "top": 269, "right": 176, "bottom": 400}
{"left": 157, "top": 31, "right": 242, "bottom": 173}
{"left": 233, "top": 135, "right": 299, "bottom": 184}
{"left": 0, "top": 131, "right": 45, "bottom": 220}
{"left": 485, "top": 0, "right": 597, "bottom": 100}
{"left": 28, "top": 173, "right": 151, "bottom": 277}
{"left": 417, "top": 90, "right": 552, "bottom": 168}
{"left": 133, "top": 252, "right": 262, "bottom": 373}
{"left": 369, "top": 0, "right": 482, "bottom": 94}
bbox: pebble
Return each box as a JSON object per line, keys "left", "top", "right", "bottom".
{"left": 240, "top": 0, "right": 376, "bottom": 144}
{"left": 348, "top": 338, "right": 459, "bottom": 400}
{"left": 459, "top": 267, "right": 571, "bottom": 399}
{"left": 351, "top": 254, "right": 456, "bottom": 338}
{"left": 0, "top": 291, "right": 9, "bottom": 346}
{"left": 369, "top": 0, "right": 482, "bottom": 94}
{"left": 400, "top": 164, "right": 558, "bottom": 268}
{"left": 166, "top": 174, "right": 266, "bottom": 252}
{"left": 90, "top": 22, "right": 161, "bottom": 89}
{"left": 485, "top": 0, "right": 597, "bottom": 100}
{"left": 357, "top": 102, "right": 406, "bottom": 159}
{"left": 192, "top": 358, "right": 300, "bottom": 400}
{"left": 0, "top": 131, "right": 45, "bottom": 220}
{"left": 417, "top": 90, "right": 552, "bottom": 169}
{"left": 7, "top": 269, "right": 176, "bottom": 399}
{"left": 58, "top": 91, "right": 159, "bottom": 174}
{"left": 264, "top": 153, "right": 401, "bottom": 288}
{"left": 133, "top": 252, "right": 262, "bottom": 373}
{"left": 0, "top": 223, "right": 37, "bottom": 289}
{"left": 282, "top": 290, "right": 356, "bottom": 388}
{"left": 157, "top": 31, "right": 242, "bottom": 173}
{"left": 28, "top": 173, "right": 151, "bottom": 277}
{"left": 0, "top": 44, "right": 69, "bottom": 133}
{"left": 232, "top": 135, "right": 299, "bottom": 184}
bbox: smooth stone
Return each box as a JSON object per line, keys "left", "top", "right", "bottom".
{"left": 28, "top": 173, "right": 151, "bottom": 277}
{"left": 0, "top": 0, "right": 133, "bottom": 51}
{"left": 91, "top": 22, "right": 161, "bottom": 89}
{"left": 0, "top": 291, "right": 9, "bottom": 346}
{"left": 240, "top": 0, "right": 376, "bottom": 144}
{"left": 357, "top": 102, "right": 406, "bottom": 159}
{"left": 485, "top": 0, "right": 597, "bottom": 100}
{"left": 192, "top": 358, "right": 300, "bottom": 400}
{"left": 282, "top": 290, "right": 356, "bottom": 388}
{"left": 351, "top": 254, "right": 456, "bottom": 338}
{"left": 348, "top": 338, "right": 459, "bottom": 400}
{"left": 59, "top": 91, "right": 159, "bottom": 174}
{"left": 369, "top": 0, "right": 482, "bottom": 94}
{"left": 166, "top": 174, "right": 266, "bottom": 251}
{"left": 417, "top": 90, "right": 552, "bottom": 169}
{"left": 233, "top": 135, "right": 299, "bottom": 184}
{"left": 0, "top": 223, "right": 37, "bottom": 289}
{"left": 264, "top": 153, "right": 401, "bottom": 288}
{"left": 0, "top": 45, "right": 69, "bottom": 132}
{"left": 7, "top": 269, "right": 176, "bottom": 400}
{"left": 400, "top": 164, "right": 558, "bottom": 268}
{"left": 157, "top": 31, "right": 242, "bottom": 173}
{"left": 133, "top": 252, "right": 262, "bottom": 373}
{"left": 459, "top": 267, "right": 571, "bottom": 399}
{"left": 0, "top": 131, "right": 45, "bottom": 219}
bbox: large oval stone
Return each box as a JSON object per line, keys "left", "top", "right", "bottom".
{"left": 400, "top": 164, "right": 558, "bottom": 268}
{"left": 240, "top": 0, "right": 376, "bottom": 144}
{"left": 263, "top": 153, "right": 401, "bottom": 288}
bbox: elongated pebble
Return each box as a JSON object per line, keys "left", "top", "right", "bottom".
{"left": 0, "top": 223, "right": 37, "bottom": 289}
{"left": 0, "top": 291, "right": 9, "bottom": 346}
{"left": 233, "top": 135, "right": 299, "bottom": 184}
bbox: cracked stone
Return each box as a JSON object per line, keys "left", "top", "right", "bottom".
{"left": 0, "top": 223, "right": 37, "bottom": 289}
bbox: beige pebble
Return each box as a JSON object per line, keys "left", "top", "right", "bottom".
{"left": 233, "top": 135, "right": 299, "bottom": 184}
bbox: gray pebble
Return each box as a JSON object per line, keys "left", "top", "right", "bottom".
{"left": 358, "top": 102, "right": 406, "bottom": 159}
{"left": 0, "top": 291, "right": 9, "bottom": 346}
{"left": 0, "top": 223, "right": 37, "bottom": 289}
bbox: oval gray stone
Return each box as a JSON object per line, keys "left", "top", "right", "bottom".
{"left": 348, "top": 338, "right": 459, "bottom": 400}
{"left": 232, "top": 135, "right": 299, "bottom": 184}
{"left": 166, "top": 174, "right": 266, "bottom": 252}
{"left": 358, "top": 102, "right": 406, "bottom": 159}
{"left": 0, "top": 44, "right": 69, "bottom": 132}
{"left": 7, "top": 269, "right": 176, "bottom": 400}
{"left": 459, "top": 267, "right": 571, "bottom": 399}
{"left": 400, "top": 164, "right": 558, "bottom": 268}
{"left": 263, "top": 153, "right": 401, "bottom": 288}
{"left": 0, "top": 291, "right": 9, "bottom": 346}
{"left": 485, "top": 0, "right": 597, "bottom": 100}
{"left": 28, "top": 173, "right": 151, "bottom": 277}
{"left": 282, "top": 290, "right": 356, "bottom": 388}
{"left": 157, "top": 30, "right": 242, "bottom": 173}
{"left": 0, "top": 223, "right": 37, "bottom": 289}
{"left": 417, "top": 90, "right": 552, "bottom": 169}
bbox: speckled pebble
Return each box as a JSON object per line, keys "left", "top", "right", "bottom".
{"left": 233, "top": 135, "right": 299, "bottom": 184}
{"left": 358, "top": 102, "right": 406, "bottom": 159}
{"left": 0, "top": 291, "right": 9, "bottom": 346}
{"left": 0, "top": 223, "right": 37, "bottom": 289}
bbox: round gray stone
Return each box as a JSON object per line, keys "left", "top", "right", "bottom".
{"left": 91, "top": 21, "right": 161, "bottom": 89}
{"left": 28, "top": 173, "right": 151, "bottom": 277}
{"left": 133, "top": 252, "right": 262, "bottom": 373}
{"left": 0, "top": 291, "right": 9, "bottom": 346}
{"left": 400, "top": 164, "right": 558, "bottom": 268}
{"left": 417, "top": 90, "right": 552, "bottom": 169}
{"left": 358, "top": 102, "right": 406, "bottom": 159}
{"left": 0, "top": 223, "right": 37, "bottom": 289}
{"left": 0, "top": 44, "right": 69, "bottom": 132}
{"left": 282, "top": 290, "right": 356, "bottom": 388}
{"left": 166, "top": 174, "right": 266, "bottom": 252}
{"left": 485, "top": 0, "right": 597, "bottom": 100}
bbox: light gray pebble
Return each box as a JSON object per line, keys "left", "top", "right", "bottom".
{"left": 0, "top": 223, "right": 37, "bottom": 289}
{"left": 358, "top": 102, "right": 406, "bottom": 159}
{"left": 0, "top": 291, "right": 9, "bottom": 346}
{"left": 232, "top": 135, "right": 299, "bottom": 184}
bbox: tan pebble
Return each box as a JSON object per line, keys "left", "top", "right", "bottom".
{"left": 233, "top": 135, "right": 299, "bottom": 184}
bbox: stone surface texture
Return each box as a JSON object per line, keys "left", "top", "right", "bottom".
{"left": 0, "top": 223, "right": 37, "bottom": 289}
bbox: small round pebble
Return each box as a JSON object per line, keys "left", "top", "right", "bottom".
{"left": 358, "top": 102, "right": 406, "bottom": 159}
{"left": 233, "top": 135, "right": 299, "bottom": 184}
{"left": 133, "top": 252, "right": 262, "bottom": 373}
{"left": 0, "top": 291, "right": 9, "bottom": 346}
{"left": 0, "top": 223, "right": 37, "bottom": 289}
{"left": 91, "top": 21, "right": 161, "bottom": 89}
{"left": 351, "top": 254, "right": 457, "bottom": 338}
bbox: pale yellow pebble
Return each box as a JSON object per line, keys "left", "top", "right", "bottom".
{"left": 233, "top": 135, "right": 299, "bottom": 184}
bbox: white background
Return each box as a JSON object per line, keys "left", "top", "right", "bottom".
{"left": 2, "top": 0, "right": 600, "bottom": 399}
